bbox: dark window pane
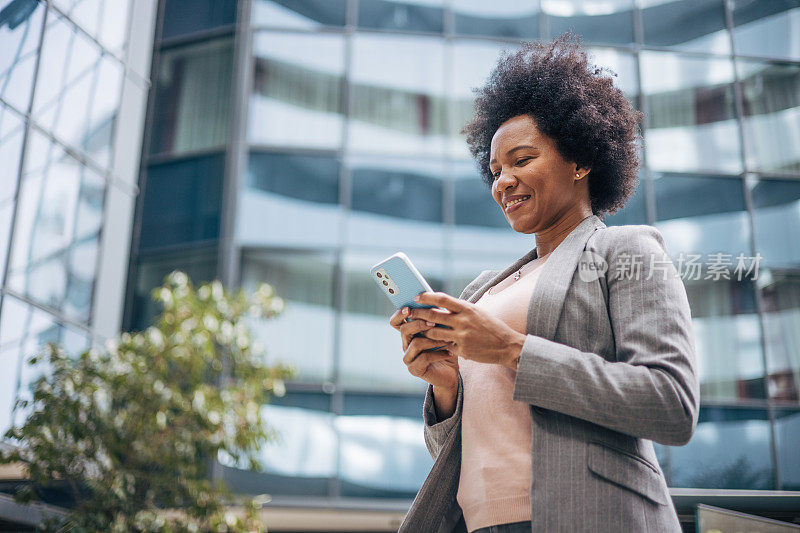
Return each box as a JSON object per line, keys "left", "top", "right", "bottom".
{"left": 129, "top": 247, "right": 217, "bottom": 331}
{"left": 140, "top": 154, "right": 224, "bottom": 251}
{"left": 738, "top": 61, "right": 800, "bottom": 174}
{"left": 343, "top": 392, "right": 422, "bottom": 419}
{"left": 775, "top": 408, "right": 800, "bottom": 489}
{"left": 601, "top": 172, "right": 648, "bottom": 226}
{"left": 732, "top": 0, "right": 800, "bottom": 61}
{"left": 160, "top": 0, "right": 237, "bottom": 40}
{"left": 543, "top": 0, "right": 634, "bottom": 45}
{"left": 269, "top": 390, "right": 331, "bottom": 412}
{"left": 351, "top": 164, "right": 443, "bottom": 223}
{"left": 751, "top": 177, "right": 800, "bottom": 269}
{"left": 357, "top": 0, "right": 443, "bottom": 33}
{"left": 247, "top": 152, "right": 339, "bottom": 204}
{"left": 252, "top": 0, "right": 346, "bottom": 28}
{"left": 454, "top": 172, "right": 505, "bottom": 228}
{"left": 641, "top": 0, "right": 729, "bottom": 53}
{"left": 453, "top": 0, "right": 539, "bottom": 39}
{"left": 760, "top": 273, "right": 800, "bottom": 405}
{"left": 671, "top": 406, "right": 774, "bottom": 489}
{"left": 149, "top": 39, "right": 232, "bottom": 156}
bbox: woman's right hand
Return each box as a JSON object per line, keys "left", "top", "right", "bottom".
{"left": 390, "top": 307, "right": 459, "bottom": 391}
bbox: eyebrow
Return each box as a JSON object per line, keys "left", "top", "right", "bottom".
{"left": 489, "top": 145, "right": 540, "bottom": 165}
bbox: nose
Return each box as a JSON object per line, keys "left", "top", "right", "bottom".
{"left": 495, "top": 167, "right": 517, "bottom": 190}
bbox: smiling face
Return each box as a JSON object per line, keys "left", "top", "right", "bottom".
{"left": 489, "top": 114, "right": 591, "bottom": 234}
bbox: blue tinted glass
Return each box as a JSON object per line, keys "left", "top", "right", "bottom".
{"left": 453, "top": 0, "right": 539, "bottom": 39}
{"left": 454, "top": 173, "right": 505, "bottom": 228}
{"left": 247, "top": 152, "right": 339, "bottom": 204}
{"left": 601, "top": 172, "right": 648, "bottom": 226}
{"left": 750, "top": 177, "right": 800, "bottom": 269}
{"left": 351, "top": 164, "right": 443, "bottom": 223}
{"left": 358, "top": 0, "right": 443, "bottom": 33}
{"left": 252, "top": 0, "right": 346, "bottom": 28}
{"left": 641, "top": 0, "right": 730, "bottom": 53}
{"left": 160, "top": 0, "right": 237, "bottom": 40}
{"left": 343, "top": 392, "right": 422, "bottom": 419}
{"left": 543, "top": 0, "right": 634, "bottom": 45}
{"left": 774, "top": 409, "right": 800, "bottom": 489}
{"left": 671, "top": 406, "right": 774, "bottom": 489}
{"left": 732, "top": 0, "right": 800, "bottom": 61}
{"left": 140, "top": 154, "right": 224, "bottom": 250}
{"left": 738, "top": 61, "right": 800, "bottom": 174}
{"left": 0, "top": 0, "right": 43, "bottom": 112}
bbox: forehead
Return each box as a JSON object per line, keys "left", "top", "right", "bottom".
{"left": 490, "top": 115, "right": 545, "bottom": 154}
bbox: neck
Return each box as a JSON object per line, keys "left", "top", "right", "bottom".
{"left": 534, "top": 208, "right": 593, "bottom": 257}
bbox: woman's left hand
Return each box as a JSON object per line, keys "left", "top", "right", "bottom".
{"left": 410, "top": 291, "right": 526, "bottom": 370}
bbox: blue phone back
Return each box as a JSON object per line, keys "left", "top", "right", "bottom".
{"left": 371, "top": 255, "right": 435, "bottom": 311}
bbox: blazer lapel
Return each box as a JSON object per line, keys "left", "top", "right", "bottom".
{"left": 467, "top": 214, "right": 606, "bottom": 341}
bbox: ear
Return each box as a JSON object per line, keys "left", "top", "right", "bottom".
{"left": 574, "top": 167, "right": 591, "bottom": 180}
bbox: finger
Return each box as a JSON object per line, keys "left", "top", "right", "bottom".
{"left": 389, "top": 306, "right": 411, "bottom": 328}
{"left": 415, "top": 291, "right": 468, "bottom": 314}
{"left": 419, "top": 324, "right": 453, "bottom": 343}
{"left": 399, "top": 320, "right": 435, "bottom": 350}
{"left": 403, "top": 337, "right": 452, "bottom": 366}
{"left": 408, "top": 307, "right": 456, "bottom": 327}
{"left": 407, "top": 350, "right": 453, "bottom": 378}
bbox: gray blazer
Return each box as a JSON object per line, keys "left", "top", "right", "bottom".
{"left": 399, "top": 214, "right": 700, "bottom": 533}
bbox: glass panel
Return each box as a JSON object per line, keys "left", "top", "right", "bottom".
{"left": 238, "top": 152, "right": 341, "bottom": 249}
{"left": 53, "top": 0, "right": 131, "bottom": 53}
{"left": 602, "top": 171, "right": 648, "bottom": 226}
{"left": 737, "top": 61, "right": 800, "bottom": 174}
{"left": 671, "top": 406, "right": 774, "bottom": 489}
{"left": 640, "top": 0, "right": 730, "bottom": 53}
{"left": 251, "top": 0, "right": 346, "bottom": 28}
{"left": 750, "top": 177, "right": 800, "bottom": 270}
{"left": 0, "top": 295, "right": 90, "bottom": 432}
{"left": 343, "top": 392, "right": 421, "bottom": 419}
{"left": 731, "top": 0, "right": 800, "bottom": 61}
{"left": 452, "top": 0, "right": 539, "bottom": 39}
{"left": 241, "top": 250, "right": 336, "bottom": 383}
{"left": 249, "top": 32, "right": 344, "bottom": 150}
{"left": 751, "top": 178, "right": 800, "bottom": 405}
{"left": 759, "top": 272, "right": 800, "bottom": 405}
{"left": 148, "top": 39, "right": 232, "bottom": 156}
{"left": 340, "top": 250, "right": 445, "bottom": 392}
{"left": 140, "top": 154, "right": 225, "bottom": 251}
{"left": 653, "top": 173, "right": 749, "bottom": 257}
{"left": 33, "top": 9, "right": 122, "bottom": 168}
{"left": 130, "top": 248, "right": 217, "bottom": 331}
{"left": 357, "top": 0, "right": 443, "bottom": 33}
{"left": 542, "top": 0, "right": 634, "bottom": 45}
{"left": 349, "top": 34, "right": 446, "bottom": 157}
{"left": 0, "top": 104, "right": 25, "bottom": 279}
{"left": 0, "top": 0, "right": 44, "bottom": 113}
{"left": 7, "top": 131, "right": 105, "bottom": 323}
{"left": 346, "top": 156, "right": 445, "bottom": 251}
{"left": 337, "top": 414, "right": 430, "bottom": 497}
{"left": 774, "top": 409, "right": 800, "bottom": 490}
{"left": 159, "top": 0, "right": 237, "bottom": 40}
{"left": 641, "top": 52, "right": 741, "bottom": 174}
{"left": 222, "top": 405, "right": 335, "bottom": 497}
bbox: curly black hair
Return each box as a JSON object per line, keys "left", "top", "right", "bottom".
{"left": 462, "top": 32, "right": 644, "bottom": 219}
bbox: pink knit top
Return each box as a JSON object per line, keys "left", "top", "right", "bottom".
{"left": 457, "top": 251, "right": 550, "bottom": 533}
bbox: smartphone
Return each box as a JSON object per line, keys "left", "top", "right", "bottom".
{"left": 370, "top": 252, "right": 449, "bottom": 351}
{"left": 370, "top": 252, "right": 436, "bottom": 311}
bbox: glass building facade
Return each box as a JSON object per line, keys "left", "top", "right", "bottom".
{"left": 125, "top": 0, "right": 800, "bottom": 511}
{"left": 0, "top": 0, "right": 157, "bottom": 439}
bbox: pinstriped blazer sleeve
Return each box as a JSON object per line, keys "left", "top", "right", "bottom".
{"left": 421, "top": 270, "right": 495, "bottom": 460}
{"left": 512, "top": 225, "right": 700, "bottom": 446}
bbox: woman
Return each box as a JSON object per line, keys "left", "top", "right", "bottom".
{"left": 392, "top": 34, "right": 699, "bottom": 533}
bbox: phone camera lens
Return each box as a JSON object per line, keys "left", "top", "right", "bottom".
{"left": 376, "top": 272, "right": 382, "bottom": 278}
{"left": 382, "top": 280, "right": 388, "bottom": 286}
{"left": 388, "top": 288, "right": 394, "bottom": 294}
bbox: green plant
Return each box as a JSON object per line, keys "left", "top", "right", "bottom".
{"left": 0, "top": 272, "right": 295, "bottom": 532}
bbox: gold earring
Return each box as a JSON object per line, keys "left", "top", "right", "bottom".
{"left": 575, "top": 173, "right": 581, "bottom": 179}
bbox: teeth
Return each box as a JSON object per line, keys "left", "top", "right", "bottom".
{"left": 505, "top": 196, "right": 530, "bottom": 208}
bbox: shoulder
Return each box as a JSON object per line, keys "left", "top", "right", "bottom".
{"left": 589, "top": 223, "right": 669, "bottom": 261}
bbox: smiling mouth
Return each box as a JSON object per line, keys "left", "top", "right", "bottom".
{"left": 504, "top": 196, "right": 531, "bottom": 211}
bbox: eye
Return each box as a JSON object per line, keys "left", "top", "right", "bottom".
{"left": 490, "top": 168, "right": 501, "bottom": 180}
{"left": 515, "top": 157, "right": 532, "bottom": 166}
